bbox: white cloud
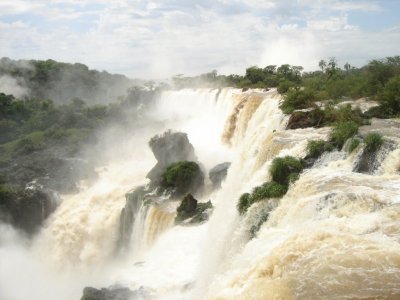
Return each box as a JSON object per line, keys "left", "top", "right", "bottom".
{"left": 0, "top": 0, "right": 397, "bottom": 78}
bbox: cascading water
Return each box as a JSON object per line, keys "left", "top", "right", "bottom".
{"left": 1, "top": 87, "right": 399, "bottom": 300}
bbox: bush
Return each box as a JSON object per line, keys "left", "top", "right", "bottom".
{"left": 347, "top": 138, "right": 361, "bottom": 153}
{"left": 323, "top": 104, "right": 364, "bottom": 126}
{"left": 277, "top": 80, "right": 294, "bottom": 94}
{"left": 161, "top": 161, "right": 204, "bottom": 195}
{"left": 378, "top": 76, "right": 400, "bottom": 116}
{"left": 364, "top": 133, "right": 383, "bottom": 152}
{"left": 329, "top": 121, "right": 359, "bottom": 148}
{"left": 280, "top": 88, "right": 316, "bottom": 114}
{"left": 237, "top": 193, "right": 251, "bottom": 215}
{"left": 236, "top": 182, "right": 287, "bottom": 215}
{"left": 251, "top": 182, "right": 288, "bottom": 203}
{"left": 269, "top": 156, "right": 303, "bottom": 185}
{"left": 307, "top": 140, "right": 334, "bottom": 158}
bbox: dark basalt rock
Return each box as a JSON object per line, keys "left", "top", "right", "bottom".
{"left": 286, "top": 108, "right": 325, "bottom": 130}
{"left": 209, "top": 162, "right": 231, "bottom": 189}
{"left": 81, "top": 286, "right": 149, "bottom": 300}
{"left": 0, "top": 185, "right": 58, "bottom": 235}
{"left": 354, "top": 140, "right": 397, "bottom": 174}
{"left": 175, "top": 193, "right": 213, "bottom": 225}
{"left": 117, "top": 185, "right": 151, "bottom": 251}
{"left": 146, "top": 130, "right": 197, "bottom": 186}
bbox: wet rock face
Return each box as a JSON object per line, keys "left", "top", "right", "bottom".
{"left": 146, "top": 130, "right": 197, "bottom": 186}
{"left": 354, "top": 140, "right": 397, "bottom": 174}
{"left": 175, "top": 193, "right": 213, "bottom": 225}
{"left": 0, "top": 187, "right": 57, "bottom": 235}
{"left": 118, "top": 185, "right": 149, "bottom": 251}
{"left": 81, "top": 286, "right": 149, "bottom": 300}
{"left": 286, "top": 109, "right": 325, "bottom": 130}
{"left": 209, "top": 162, "right": 231, "bottom": 189}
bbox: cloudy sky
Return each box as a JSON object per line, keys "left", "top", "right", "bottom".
{"left": 0, "top": 0, "right": 399, "bottom": 78}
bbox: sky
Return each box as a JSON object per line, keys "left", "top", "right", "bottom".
{"left": 0, "top": 0, "right": 399, "bottom": 79}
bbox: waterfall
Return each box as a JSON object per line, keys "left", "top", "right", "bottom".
{"left": 1, "top": 88, "right": 399, "bottom": 300}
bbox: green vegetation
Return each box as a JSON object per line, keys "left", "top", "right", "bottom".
{"left": 329, "top": 121, "right": 359, "bottom": 148}
{"left": 0, "top": 58, "right": 133, "bottom": 105}
{"left": 172, "top": 64, "right": 303, "bottom": 89}
{"left": 378, "top": 76, "right": 400, "bottom": 117}
{"left": 175, "top": 193, "right": 212, "bottom": 224}
{"left": 0, "top": 92, "right": 119, "bottom": 167}
{"left": 364, "top": 133, "right": 384, "bottom": 152}
{"left": 307, "top": 140, "right": 334, "bottom": 158}
{"left": 347, "top": 138, "right": 361, "bottom": 153}
{"left": 237, "top": 193, "right": 251, "bottom": 215}
{"left": 269, "top": 156, "right": 303, "bottom": 186}
{"left": 173, "top": 56, "right": 400, "bottom": 126}
{"left": 280, "top": 88, "right": 316, "bottom": 114}
{"left": 161, "top": 161, "right": 203, "bottom": 195}
{"left": 162, "top": 161, "right": 200, "bottom": 186}
{"left": 237, "top": 156, "right": 303, "bottom": 215}
{"left": 237, "top": 182, "right": 287, "bottom": 215}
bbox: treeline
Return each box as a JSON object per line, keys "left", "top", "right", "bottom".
{"left": 280, "top": 57, "right": 400, "bottom": 117}
{"left": 0, "top": 58, "right": 135, "bottom": 105}
{"left": 172, "top": 65, "right": 302, "bottom": 90}
{"left": 173, "top": 56, "right": 400, "bottom": 117}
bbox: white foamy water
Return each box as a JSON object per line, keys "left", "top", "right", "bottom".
{"left": 1, "top": 88, "right": 399, "bottom": 300}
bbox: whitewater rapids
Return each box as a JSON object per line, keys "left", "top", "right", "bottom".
{"left": 0, "top": 88, "right": 399, "bottom": 300}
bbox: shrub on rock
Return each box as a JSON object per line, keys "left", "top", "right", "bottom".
{"left": 307, "top": 140, "right": 334, "bottom": 159}
{"left": 237, "top": 182, "right": 287, "bottom": 215}
{"left": 269, "top": 156, "right": 303, "bottom": 186}
{"left": 330, "top": 121, "right": 359, "bottom": 148}
{"left": 364, "top": 133, "right": 384, "bottom": 152}
{"left": 161, "top": 161, "right": 204, "bottom": 196}
{"left": 175, "top": 193, "right": 212, "bottom": 224}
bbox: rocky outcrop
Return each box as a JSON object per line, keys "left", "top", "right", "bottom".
{"left": 354, "top": 140, "right": 397, "bottom": 174}
{"left": 146, "top": 130, "right": 197, "bottom": 186}
{"left": 286, "top": 108, "right": 325, "bottom": 130}
{"left": 0, "top": 185, "right": 58, "bottom": 235}
{"left": 161, "top": 161, "right": 204, "bottom": 197}
{"left": 81, "top": 286, "right": 149, "bottom": 300}
{"left": 175, "top": 193, "right": 213, "bottom": 225}
{"left": 209, "top": 162, "right": 231, "bottom": 189}
{"left": 117, "top": 185, "right": 149, "bottom": 251}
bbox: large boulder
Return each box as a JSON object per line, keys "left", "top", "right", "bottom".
{"left": 209, "top": 162, "right": 231, "bottom": 189}
{"left": 146, "top": 130, "right": 197, "bottom": 186}
{"left": 0, "top": 185, "right": 58, "bottom": 235}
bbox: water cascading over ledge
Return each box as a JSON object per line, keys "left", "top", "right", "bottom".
{"left": 9, "top": 88, "right": 399, "bottom": 300}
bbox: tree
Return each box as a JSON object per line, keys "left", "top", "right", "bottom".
{"left": 344, "top": 62, "right": 351, "bottom": 72}
{"left": 379, "top": 75, "right": 400, "bottom": 116}
{"left": 245, "top": 66, "right": 265, "bottom": 84}
{"left": 319, "top": 60, "right": 327, "bottom": 72}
